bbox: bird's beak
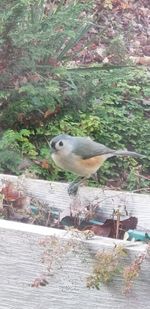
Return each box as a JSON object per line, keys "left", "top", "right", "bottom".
{"left": 50, "top": 141, "right": 56, "bottom": 152}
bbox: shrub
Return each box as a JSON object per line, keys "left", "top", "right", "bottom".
{"left": 0, "top": 1, "right": 149, "bottom": 191}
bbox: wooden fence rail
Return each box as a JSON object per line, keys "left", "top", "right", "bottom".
{"left": 0, "top": 174, "right": 150, "bottom": 309}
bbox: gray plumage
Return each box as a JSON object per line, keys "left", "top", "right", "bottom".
{"left": 50, "top": 134, "right": 144, "bottom": 159}
{"left": 50, "top": 134, "right": 145, "bottom": 195}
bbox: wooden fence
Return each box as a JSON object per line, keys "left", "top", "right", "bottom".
{"left": 0, "top": 174, "right": 150, "bottom": 309}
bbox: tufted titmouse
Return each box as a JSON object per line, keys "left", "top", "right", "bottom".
{"left": 49, "top": 134, "right": 144, "bottom": 195}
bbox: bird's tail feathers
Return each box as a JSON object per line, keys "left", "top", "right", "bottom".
{"left": 114, "top": 150, "right": 145, "bottom": 158}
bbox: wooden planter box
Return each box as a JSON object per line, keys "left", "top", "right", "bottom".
{"left": 0, "top": 174, "right": 150, "bottom": 309}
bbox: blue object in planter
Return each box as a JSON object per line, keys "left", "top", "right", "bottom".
{"left": 30, "top": 205, "right": 39, "bottom": 214}
{"left": 126, "top": 229, "right": 150, "bottom": 241}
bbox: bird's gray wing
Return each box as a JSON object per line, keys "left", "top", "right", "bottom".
{"left": 72, "top": 137, "right": 114, "bottom": 159}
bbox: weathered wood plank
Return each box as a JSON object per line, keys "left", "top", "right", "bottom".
{"left": 0, "top": 174, "right": 150, "bottom": 309}
{"left": 0, "top": 220, "right": 149, "bottom": 309}
{"left": 0, "top": 174, "right": 150, "bottom": 228}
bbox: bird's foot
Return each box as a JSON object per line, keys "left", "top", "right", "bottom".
{"left": 68, "top": 182, "right": 79, "bottom": 196}
{"left": 91, "top": 172, "right": 98, "bottom": 181}
{"left": 68, "top": 177, "right": 85, "bottom": 196}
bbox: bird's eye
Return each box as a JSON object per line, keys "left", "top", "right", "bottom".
{"left": 59, "top": 141, "right": 63, "bottom": 146}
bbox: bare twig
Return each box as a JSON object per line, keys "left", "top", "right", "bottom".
{"left": 46, "top": 211, "right": 51, "bottom": 226}
{"left": 134, "top": 173, "right": 150, "bottom": 181}
{"left": 132, "top": 187, "right": 150, "bottom": 193}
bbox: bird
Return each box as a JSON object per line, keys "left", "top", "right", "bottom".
{"left": 49, "top": 134, "right": 144, "bottom": 195}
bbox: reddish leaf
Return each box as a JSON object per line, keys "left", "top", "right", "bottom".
{"left": 41, "top": 160, "right": 49, "bottom": 169}
{"left": 1, "top": 182, "right": 30, "bottom": 209}
{"left": 44, "top": 105, "right": 61, "bottom": 119}
{"left": 121, "top": 216, "right": 138, "bottom": 231}
{"left": 1, "top": 183, "right": 22, "bottom": 201}
{"left": 90, "top": 224, "right": 112, "bottom": 237}
{"left": 105, "top": 216, "right": 138, "bottom": 239}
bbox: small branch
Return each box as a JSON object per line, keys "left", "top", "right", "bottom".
{"left": 134, "top": 173, "right": 150, "bottom": 181}
{"left": 132, "top": 187, "right": 150, "bottom": 193}
{"left": 46, "top": 211, "right": 51, "bottom": 226}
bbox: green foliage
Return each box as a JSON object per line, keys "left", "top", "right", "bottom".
{"left": 87, "top": 244, "right": 149, "bottom": 294}
{"left": 31, "top": 66, "right": 149, "bottom": 190}
{"left": 0, "top": 129, "right": 37, "bottom": 157}
{"left": 0, "top": 0, "right": 149, "bottom": 191}
{"left": 1, "top": 65, "right": 150, "bottom": 190}
{"left": 0, "top": 0, "right": 92, "bottom": 126}
{"left": 0, "top": 150, "right": 21, "bottom": 174}
{"left": 87, "top": 245, "right": 127, "bottom": 289}
{"left": 107, "top": 35, "right": 128, "bottom": 64}
{"left": 0, "top": 129, "right": 37, "bottom": 173}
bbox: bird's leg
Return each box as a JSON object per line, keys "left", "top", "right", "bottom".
{"left": 68, "top": 176, "right": 86, "bottom": 196}
{"left": 68, "top": 173, "right": 99, "bottom": 195}
{"left": 91, "top": 172, "right": 98, "bottom": 182}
